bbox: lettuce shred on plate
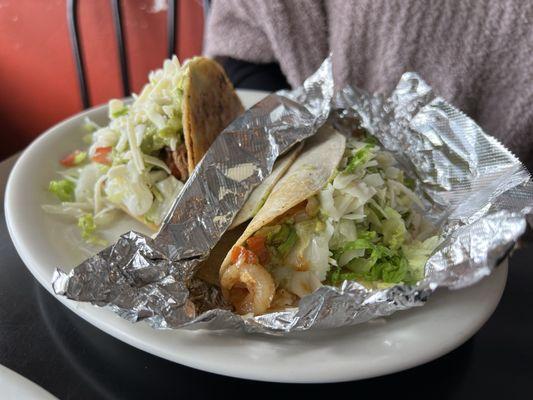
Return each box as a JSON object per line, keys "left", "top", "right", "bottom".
{"left": 43, "top": 56, "right": 186, "bottom": 244}
{"left": 243, "top": 135, "right": 439, "bottom": 292}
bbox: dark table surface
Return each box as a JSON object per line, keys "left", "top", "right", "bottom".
{"left": 2, "top": 63, "right": 533, "bottom": 399}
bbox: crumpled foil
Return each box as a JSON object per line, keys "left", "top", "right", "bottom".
{"left": 52, "top": 58, "right": 533, "bottom": 334}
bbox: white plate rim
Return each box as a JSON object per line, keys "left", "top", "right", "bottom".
{"left": 0, "top": 364, "right": 58, "bottom": 400}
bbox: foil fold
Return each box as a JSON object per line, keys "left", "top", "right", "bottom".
{"left": 53, "top": 58, "right": 533, "bottom": 334}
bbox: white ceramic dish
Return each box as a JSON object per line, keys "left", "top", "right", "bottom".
{"left": 0, "top": 364, "right": 57, "bottom": 400}
{"left": 5, "top": 90, "right": 507, "bottom": 383}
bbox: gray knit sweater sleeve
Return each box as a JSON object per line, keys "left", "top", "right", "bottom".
{"left": 205, "top": 0, "right": 533, "bottom": 167}
{"left": 205, "top": 0, "right": 329, "bottom": 88}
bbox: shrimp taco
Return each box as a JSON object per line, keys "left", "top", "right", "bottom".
{"left": 219, "top": 125, "right": 439, "bottom": 315}
{"left": 197, "top": 144, "right": 303, "bottom": 285}
{"left": 44, "top": 56, "right": 243, "bottom": 243}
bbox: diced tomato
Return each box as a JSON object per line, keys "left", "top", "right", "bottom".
{"left": 60, "top": 150, "right": 83, "bottom": 167}
{"left": 91, "top": 146, "right": 112, "bottom": 165}
{"left": 230, "top": 245, "right": 259, "bottom": 265}
{"left": 246, "top": 235, "right": 269, "bottom": 264}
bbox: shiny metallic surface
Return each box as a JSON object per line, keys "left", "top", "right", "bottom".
{"left": 53, "top": 63, "right": 533, "bottom": 335}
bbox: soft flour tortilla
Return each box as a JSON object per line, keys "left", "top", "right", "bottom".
{"left": 220, "top": 125, "right": 346, "bottom": 275}
{"left": 182, "top": 57, "right": 245, "bottom": 174}
{"left": 197, "top": 144, "right": 303, "bottom": 285}
{"left": 229, "top": 144, "right": 303, "bottom": 230}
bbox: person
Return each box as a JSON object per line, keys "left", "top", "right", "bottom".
{"left": 204, "top": 0, "right": 533, "bottom": 168}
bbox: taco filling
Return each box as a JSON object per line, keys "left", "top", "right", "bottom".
{"left": 44, "top": 56, "right": 243, "bottom": 244}
{"left": 222, "top": 130, "right": 439, "bottom": 315}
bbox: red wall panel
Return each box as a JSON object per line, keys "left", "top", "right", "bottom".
{"left": 0, "top": 0, "right": 204, "bottom": 160}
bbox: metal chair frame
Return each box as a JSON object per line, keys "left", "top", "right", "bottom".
{"left": 66, "top": 0, "right": 179, "bottom": 109}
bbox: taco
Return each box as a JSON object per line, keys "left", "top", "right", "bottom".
{"left": 197, "top": 143, "right": 303, "bottom": 285}
{"left": 44, "top": 56, "right": 243, "bottom": 243}
{"left": 219, "top": 125, "right": 439, "bottom": 315}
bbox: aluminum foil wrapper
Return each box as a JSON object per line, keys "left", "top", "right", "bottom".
{"left": 53, "top": 58, "right": 533, "bottom": 334}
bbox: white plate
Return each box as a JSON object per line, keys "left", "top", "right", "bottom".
{"left": 0, "top": 364, "right": 57, "bottom": 400}
{"left": 5, "top": 90, "right": 507, "bottom": 383}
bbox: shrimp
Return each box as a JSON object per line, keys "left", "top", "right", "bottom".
{"left": 220, "top": 262, "right": 275, "bottom": 315}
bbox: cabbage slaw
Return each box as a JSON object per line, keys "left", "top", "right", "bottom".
{"left": 43, "top": 56, "right": 186, "bottom": 245}
{"left": 234, "top": 134, "right": 439, "bottom": 299}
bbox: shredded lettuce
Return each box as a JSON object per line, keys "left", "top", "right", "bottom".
{"left": 286, "top": 219, "right": 333, "bottom": 281}
{"left": 251, "top": 134, "right": 439, "bottom": 295}
{"left": 403, "top": 236, "right": 440, "bottom": 281}
{"left": 140, "top": 126, "right": 168, "bottom": 154}
{"left": 49, "top": 179, "right": 75, "bottom": 202}
{"left": 368, "top": 253, "right": 409, "bottom": 283}
{"left": 77, "top": 213, "right": 95, "bottom": 239}
{"left": 73, "top": 151, "right": 87, "bottom": 165}
{"left": 322, "top": 137, "right": 437, "bottom": 286}
{"left": 285, "top": 271, "right": 322, "bottom": 298}
{"left": 42, "top": 202, "right": 91, "bottom": 219}
{"left": 83, "top": 117, "right": 100, "bottom": 133}
{"left": 109, "top": 99, "right": 128, "bottom": 119}
{"left": 74, "top": 164, "right": 105, "bottom": 203}
{"left": 144, "top": 175, "right": 183, "bottom": 225}
{"left": 330, "top": 242, "right": 413, "bottom": 285}
{"left": 44, "top": 56, "right": 191, "bottom": 242}
{"left": 77, "top": 214, "right": 106, "bottom": 245}
{"left": 104, "top": 163, "right": 153, "bottom": 216}
{"left": 343, "top": 144, "right": 374, "bottom": 174}
{"left": 270, "top": 224, "right": 297, "bottom": 256}
{"left": 381, "top": 207, "right": 407, "bottom": 250}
